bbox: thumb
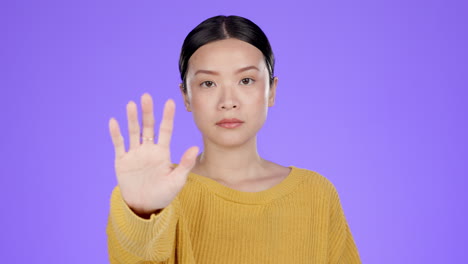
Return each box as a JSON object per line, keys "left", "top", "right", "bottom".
{"left": 171, "top": 146, "right": 199, "bottom": 183}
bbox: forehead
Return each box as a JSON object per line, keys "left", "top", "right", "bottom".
{"left": 188, "top": 38, "right": 266, "bottom": 74}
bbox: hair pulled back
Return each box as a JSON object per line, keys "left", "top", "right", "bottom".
{"left": 179, "top": 15, "right": 275, "bottom": 94}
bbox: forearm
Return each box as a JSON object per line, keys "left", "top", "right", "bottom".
{"left": 106, "top": 186, "right": 179, "bottom": 262}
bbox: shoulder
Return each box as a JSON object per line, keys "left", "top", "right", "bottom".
{"left": 292, "top": 167, "right": 348, "bottom": 214}
{"left": 292, "top": 166, "right": 340, "bottom": 197}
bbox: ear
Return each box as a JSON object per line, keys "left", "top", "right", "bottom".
{"left": 268, "top": 77, "right": 278, "bottom": 107}
{"left": 179, "top": 83, "right": 192, "bottom": 112}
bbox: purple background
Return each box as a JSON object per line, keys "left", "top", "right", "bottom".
{"left": 1, "top": 0, "right": 467, "bottom": 263}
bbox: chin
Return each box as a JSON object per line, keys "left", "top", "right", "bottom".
{"left": 206, "top": 133, "right": 256, "bottom": 149}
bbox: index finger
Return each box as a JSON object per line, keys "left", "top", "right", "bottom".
{"left": 157, "top": 99, "right": 175, "bottom": 147}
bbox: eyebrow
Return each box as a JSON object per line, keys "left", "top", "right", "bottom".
{"left": 194, "top": 66, "right": 260, "bottom": 76}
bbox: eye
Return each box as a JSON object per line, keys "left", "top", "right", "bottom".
{"left": 200, "top": 81, "right": 216, "bottom": 88}
{"left": 240, "top": 78, "right": 255, "bottom": 85}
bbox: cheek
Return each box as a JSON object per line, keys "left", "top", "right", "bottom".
{"left": 242, "top": 92, "right": 269, "bottom": 123}
{"left": 190, "top": 94, "right": 213, "bottom": 122}
{"left": 191, "top": 93, "right": 213, "bottom": 110}
{"left": 245, "top": 89, "right": 269, "bottom": 108}
{"left": 190, "top": 95, "right": 203, "bottom": 108}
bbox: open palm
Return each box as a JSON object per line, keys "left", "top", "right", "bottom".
{"left": 108, "top": 93, "right": 199, "bottom": 216}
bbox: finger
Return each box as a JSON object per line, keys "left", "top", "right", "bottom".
{"left": 170, "top": 146, "right": 199, "bottom": 184}
{"left": 157, "top": 99, "right": 175, "bottom": 148}
{"left": 141, "top": 93, "right": 155, "bottom": 143}
{"left": 126, "top": 101, "right": 140, "bottom": 150}
{"left": 109, "top": 118, "right": 126, "bottom": 158}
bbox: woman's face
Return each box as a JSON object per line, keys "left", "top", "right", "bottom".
{"left": 181, "top": 38, "right": 278, "bottom": 148}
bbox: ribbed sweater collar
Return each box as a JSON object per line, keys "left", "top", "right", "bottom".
{"left": 187, "top": 166, "right": 304, "bottom": 205}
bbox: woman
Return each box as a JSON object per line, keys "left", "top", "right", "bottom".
{"left": 106, "top": 15, "right": 361, "bottom": 263}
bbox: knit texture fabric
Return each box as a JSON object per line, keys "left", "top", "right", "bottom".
{"left": 106, "top": 166, "right": 361, "bottom": 263}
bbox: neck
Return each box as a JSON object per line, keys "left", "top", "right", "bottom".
{"left": 192, "top": 136, "right": 268, "bottom": 183}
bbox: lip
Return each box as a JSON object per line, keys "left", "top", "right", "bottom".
{"left": 216, "top": 118, "right": 244, "bottom": 125}
{"left": 216, "top": 118, "right": 244, "bottom": 128}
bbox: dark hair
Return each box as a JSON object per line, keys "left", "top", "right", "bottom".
{"left": 179, "top": 15, "right": 275, "bottom": 94}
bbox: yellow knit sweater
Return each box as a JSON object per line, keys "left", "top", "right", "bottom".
{"left": 106, "top": 166, "right": 361, "bottom": 263}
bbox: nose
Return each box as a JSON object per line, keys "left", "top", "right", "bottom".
{"left": 220, "top": 102, "right": 238, "bottom": 110}
{"left": 218, "top": 85, "right": 238, "bottom": 110}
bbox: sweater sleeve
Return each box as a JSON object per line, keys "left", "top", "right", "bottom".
{"left": 328, "top": 186, "right": 361, "bottom": 264}
{"left": 106, "top": 186, "right": 179, "bottom": 263}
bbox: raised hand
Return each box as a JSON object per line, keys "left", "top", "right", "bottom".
{"left": 108, "top": 93, "right": 199, "bottom": 216}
